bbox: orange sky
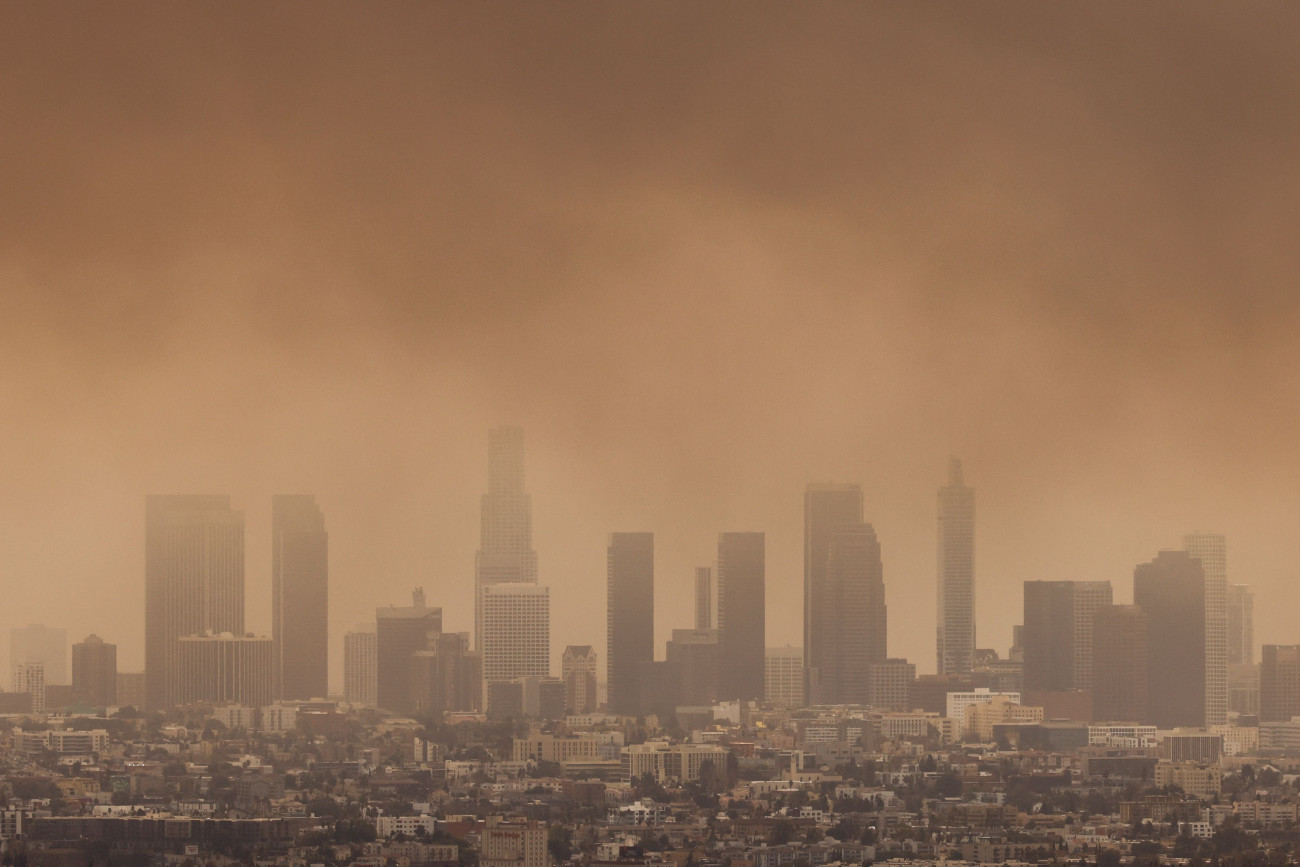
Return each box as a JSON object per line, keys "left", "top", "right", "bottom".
{"left": 3, "top": 3, "right": 1300, "bottom": 689}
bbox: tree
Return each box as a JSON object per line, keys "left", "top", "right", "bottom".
{"left": 548, "top": 825, "right": 573, "bottom": 863}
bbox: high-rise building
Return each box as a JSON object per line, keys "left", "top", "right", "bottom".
{"left": 666, "top": 628, "right": 721, "bottom": 707}
{"left": 271, "top": 495, "right": 328, "bottom": 701}
{"left": 765, "top": 646, "right": 804, "bottom": 708}
{"left": 10, "top": 625, "right": 67, "bottom": 689}
{"left": 343, "top": 630, "right": 378, "bottom": 706}
{"left": 1092, "top": 604, "right": 1149, "bottom": 723}
{"left": 1183, "top": 533, "right": 1228, "bottom": 727}
{"left": 804, "top": 483, "right": 863, "bottom": 704}
{"left": 820, "top": 522, "right": 888, "bottom": 704}
{"left": 410, "top": 632, "right": 482, "bottom": 715}
{"left": 13, "top": 661, "right": 45, "bottom": 714}
{"left": 606, "top": 532, "right": 654, "bottom": 714}
{"left": 482, "top": 583, "right": 550, "bottom": 683}
{"left": 1260, "top": 645, "right": 1300, "bottom": 723}
{"left": 1133, "top": 550, "right": 1206, "bottom": 728}
{"left": 71, "top": 634, "right": 117, "bottom": 707}
{"left": 868, "top": 658, "right": 916, "bottom": 712}
{"left": 174, "top": 632, "right": 272, "bottom": 707}
{"left": 116, "top": 672, "right": 146, "bottom": 709}
{"left": 145, "top": 496, "right": 245, "bottom": 710}
{"left": 937, "top": 459, "right": 976, "bottom": 676}
{"left": 474, "top": 426, "right": 539, "bottom": 649}
{"left": 562, "top": 645, "right": 598, "bottom": 714}
{"left": 695, "top": 567, "right": 713, "bottom": 630}
{"left": 1022, "top": 581, "right": 1113, "bottom": 692}
{"left": 1227, "top": 584, "right": 1254, "bottom": 666}
{"left": 376, "top": 589, "right": 442, "bottom": 713}
{"left": 718, "top": 531, "right": 765, "bottom": 701}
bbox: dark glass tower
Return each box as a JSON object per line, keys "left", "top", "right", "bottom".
{"left": 804, "top": 483, "right": 863, "bottom": 704}
{"left": 718, "top": 531, "right": 765, "bottom": 701}
{"left": 606, "top": 532, "right": 654, "bottom": 714}
{"left": 1133, "top": 550, "right": 1207, "bottom": 728}
{"left": 272, "top": 495, "right": 327, "bottom": 700}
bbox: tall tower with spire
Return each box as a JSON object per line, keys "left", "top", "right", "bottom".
{"left": 937, "top": 458, "right": 975, "bottom": 676}
{"left": 474, "top": 426, "right": 540, "bottom": 648}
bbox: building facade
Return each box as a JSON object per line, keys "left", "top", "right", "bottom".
{"left": 765, "top": 646, "right": 804, "bottom": 708}
{"left": 937, "top": 459, "right": 975, "bottom": 676}
{"left": 718, "top": 532, "right": 765, "bottom": 701}
{"left": 1022, "top": 580, "right": 1113, "bottom": 693}
{"left": 1092, "top": 604, "right": 1149, "bottom": 723}
{"left": 474, "top": 427, "right": 540, "bottom": 649}
{"left": 606, "top": 532, "right": 654, "bottom": 714}
{"left": 561, "top": 645, "right": 598, "bottom": 714}
{"left": 343, "top": 630, "right": 377, "bottom": 706}
{"left": 1183, "top": 533, "right": 1228, "bottom": 727}
{"left": 271, "top": 494, "right": 328, "bottom": 701}
{"left": 174, "top": 633, "right": 273, "bottom": 707}
{"left": 1260, "top": 644, "right": 1300, "bottom": 723}
{"left": 376, "top": 589, "right": 442, "bottom": 713}
{"left": 820, "top": 522, "right": 887, "bottom": 704}
{"left": 71, "top": 634, "right": 117, "bottom": 707}
{"left": 482, "top": 583, "right": 550, "bottom": 684}
{"left": 1133, "top": 550, "right": 1207, "bottom": 728}
{"left": 804, "top": 483, "right": 863, "bottom": 704}
{"left": 144, "top": 495, "right": 245, "bottom": 710}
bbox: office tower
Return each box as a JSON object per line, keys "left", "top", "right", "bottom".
{"left": 804, "top": 483, "right": 864, "bottom": 704}
{"left": 1260, "top": 645, "right": 1300, "bottom": 722}
{"left": 1133, "top": 550, "right": 1206, "bottom": 728}
{"left": 937, "top": 458, "right": 976, "bottom": 676}
{"left": 344, "top": 630, "right": 378, "bottom": 706}
{"left": 271, "top": 495, "right": 328, "bottom": 701}
{"left": 634, "top": 660, "right": 683, "bottom": 723}
{"left": 606, "top": 532, "right": 654, "bottom": 714}
{"left": 1227, "top": 584, "right": 1254, "bottom": 665}
{"left": 174, "top": 633, "right": 273, "bottom": 707}
{"left": 1183, "top": 533, "right": 1228, "bottom": 727}
{"left": 1092, "top": 604, "right": 1149, "bottom": 722}
{"left": 410, "top": 632, "right": 483, "bottom": 715}
{"left": 695, "top": 567, "right": 713, "bottom": 630}
{"left": 375, "top": 589, "right": 442, "bottom": 713}
{"left": 1022, "top": 581, "right": 1113, "bottom": 692}
{"left": 521, "top": 676, "right": 567, "bottom": 719}
{"left": 868, "top": 658, "right": 916, "bottom": 712}
{"left": 1228, "top": 663, "right": 1260, "bottom": 717}
{"left": 474, "top": 426, "right": 539, "bottom": 648}
{"left": 13, "top": 661, "right": 45, "bottom": 714}
{"left": 562, "top": 645, "right": 598, "bottom": 714}
{"left": 145, "top": 495, "right": 245, "bottom": 710}
{"left": 718, "top": 531, "right": 765, "bottom": 701}
{"left": 487, "top": 680, "right": 525, "bottom": 719}
{"left": 116, "top": 673, "right": 146, "bottom": 709}
{"left": 482, "top": 583, "right": 550, "bottom": 683}
{"left": 820, "top": 522, "right": 888, "bottom": 704}
{"left": 666, "top": 628, "right": 721, "bottom": 707}
{"left": 765, "top": 646, "right": 804, "bottom": 708}
{"left": 71, "top": 635, "right": 117, "bottom": 707}
{"left": 10, "top": 625, "right": 67, "bottom": 689}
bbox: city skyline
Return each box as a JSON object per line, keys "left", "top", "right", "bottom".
{"left": 5, "top": 5, "right": 1300, "bottom": 698}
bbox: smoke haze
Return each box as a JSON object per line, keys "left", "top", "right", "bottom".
{"left": 3, "top": 3, "right": 1300, "bottom": 687}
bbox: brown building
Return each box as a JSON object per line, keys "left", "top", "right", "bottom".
{"left": 1260, "top": 644, "right": 1300, "bottom": 723}
{"left": 72, "top": 634, "right": 117, "bottom": 707}
{"left": 1092, "top": 604, "right": 1149, "bottom": 723}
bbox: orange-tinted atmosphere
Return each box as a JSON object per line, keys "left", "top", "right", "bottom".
{"left": 3, "top": 3, "right": 1300, "bottom": 690}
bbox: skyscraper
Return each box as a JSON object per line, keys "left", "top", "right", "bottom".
{"left": 13, "top": 661, "right": 45, "bottom": 714}
{"left": 10, "top": 624, "right": 67, "bottom": 689}
{"left": 410, "top": 632, "right": 482, "bottom": 714}
{"left": 1133, "top": 550, "right": 1207, "bottom": 728}
{"left": 1022, "top": 581, "right": 1113, "bottom": 692}
{"left": 1091, "top": 604, "right": 1149, "bottom": 722}
{"left": 72, "top": 634, "right": 117, "bottom": 707}
{"left": 1183, "top": 533, "right": 1228, "bottom": 727}
{"left": 1259, "top": 644, "right": 1300, "bottom": 723}
{"left": 562, "top": 645, "right": 598, "bottom": 714}
{"left": 145, "top": 496, "right": 245, "bottom": 710}
{"left": 695, "top": 566, "right": 713, "bottom": 630}
{"left": 606, "top": 532, "right": 654, "bottom": 715}
{"left": 764, "top": 646, "right": 804, "bottom": 708}
{"left": 820, "top": 522, "right": 888, "bottom": 704}
{"left": 1227, "top": 584, "right": 1254, "bottom": 666}
{"left": 272, "top": 495, "right": 328, "bottom": 701}
{"left": 666, "top": 628, "right": 721, "bottom": 707}
{"left": 937, "top": 459, "right": 975, "bottom": 676}
{"left": 804, "top": 483, "right": 863, "bottom": 704}
{"left": 481, "top": 583, "right": 550, "bottom": 683}
{"left": 474, "top": 426, "right": 539, "bottom": 649}
{"left": 376, "top": 588, "right": 442, "bottom": 713}
{"left": 175, "top": 633, "right": 273, "bottom": 708}
{"left": 343, "top": 629, "right": 378, "bottom": 706}
{"left": 718, "top": 531, "right": 765, "bottom": 701}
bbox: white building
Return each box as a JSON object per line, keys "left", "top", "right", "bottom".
{"left": 621, "top": 740, "right": 729, "bottom": 783}
{"left": 1184, "top": 532, "right": 1228, "bottom": 727}
{"left": 13, "top": 660, "right": 45, "bottom": 714}
{"left": 481, "top": 583, "right": 550, "bottom": 683}
{"left": 945, "top": 688, "right": 1019, "bottom": 729}
{"left": 765, "top": 646, "right": 804, "bottom": 708}
{"left": 1089, "top": 724, "right": 1159, "bottom": 748}
{"left": 343, "top": 630, "right": 378, "bottom": 706}
{"left": 10, "top": 625, "right": 67, "bottom": 689}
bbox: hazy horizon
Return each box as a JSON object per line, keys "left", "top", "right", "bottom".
{"left": 4, "top": 3, "right": 1300, "bottom": 693}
